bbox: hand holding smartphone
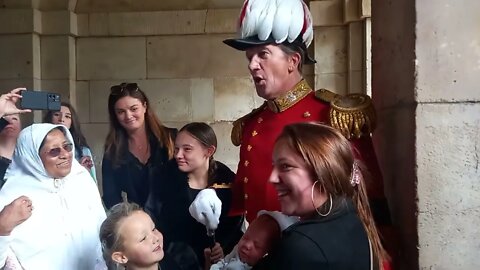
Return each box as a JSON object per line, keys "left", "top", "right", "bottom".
{"left": 20, "top": 90, "right": 61, "bottom": 111}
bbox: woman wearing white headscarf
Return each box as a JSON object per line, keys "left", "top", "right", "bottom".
{"left": 0, "top": 123, "right": 106, "bottom": 269}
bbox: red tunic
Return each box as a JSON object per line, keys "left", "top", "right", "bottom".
{"left": 230, "top": 87, "right": 388, "bottom": 227}
{"left": 231, "top": 91, "right": 330, "bottom": 221}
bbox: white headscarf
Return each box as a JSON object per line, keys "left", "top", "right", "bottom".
{"left": 4, "top": 123, "right": 86, "bottom": 183}
{"left": 0, "top": 123, "right": 106, "bottom": 269}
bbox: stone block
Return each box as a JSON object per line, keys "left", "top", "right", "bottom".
{"left": 310, "top": 0, "right": 343, "bottom": 27}
{"left": 314, "top": 26, "right": 348, "bottom": 74}
{"left": 76, "top": 14, "right": 89, "bottom": 36}
{"left": 77, "top": 37, "right": 147, "bottom": 80}
{"left": 88, "top": 80, "right": 118, "bottom": 123}
{"left": 41, "top": 36, "right": 75, "bottom": 79}
{"left": 214, "top": 77, "right": 256, "bottom": 121}
{"left": 0, "top": 79, "right": 35, "bottom": 93}
{"left": 210, "top": 121, "right": 240, "bottom": 169}
{"left": 89, "top": 13, "right": 109, "bottom": 36}
{"left": 0, "top": 9, "right": 35, "bottom": 34}
{"left": 417, "top": 103, "right": 480, "bottom": 269}
{"left": 0, "top": 35, "right": 38, "bottom": 80}
{"left": 38, "top": 0, "right": 69, "bottom": 10}
{"left": 208, "top": 0, "right": 244, "bottom": 9}
{"left": 75, "top": 0, "right": 244, "bottom": 13}
{"left": 348, "top": 70, "right": 363, "bottom": 94}
{"left": 315, "top": 73, "right": 347, "bottom": 95}
{"left": 205, "top": 9, "right": 238, "bottom": 34}
{"left": 42, "top": 11, "right": 77, "bottom": 35}
{"left": 142, "top": 79, "right": 192, "bottom": 122}
{"left": 147, "top": 34, "right": 249, "bottom": 79}
{"left": 74, "top": 81, "right": 90, "bottom": 124}
{"left": 108, "top": 10, "right": 206, "bottom": 36}
{"left": 348, "top": 21, "right": 363, "bottom": 71}
{"left": 361, "top": 0, "right": 371, "bottom": 18}
{"left": 32, "top": 34, "right": 41, "bottom": 80}
{"left": 191, "top": 78, "right": 215, "bottom": 122}
{"left": 344, "top": 0, "right": 361, "bottom": 23}
{"left": 415, "top": 1, "right": 480, "bottom": 102}
{"left": 0, "top": 0, "right": 34, "bottom": 8}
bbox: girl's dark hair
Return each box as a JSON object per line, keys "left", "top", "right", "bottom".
{"left": 43, "top": 102, "right": 89, "bottom": 158}
{"left": 104, "top": 83, "right": 174, "bottom": 167}
{"left": 179, "top": 122, "right": 217, "bottom": 186}
{"left": 99, "top": 202, "right": 142, "bottom": 269}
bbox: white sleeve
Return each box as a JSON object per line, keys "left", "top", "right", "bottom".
{"left": 0, "top": 235, "right": 12, "bottom": 267}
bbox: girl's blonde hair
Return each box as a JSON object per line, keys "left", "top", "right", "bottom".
{"left": 99, "top": 202, "right": 142, "bottom": 270}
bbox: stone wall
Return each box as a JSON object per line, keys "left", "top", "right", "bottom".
{"left": 0, "top": 0, "right": 369, "bottom": 187}
{"left": 372, "top": 0, "right": 480, "bottom": 269}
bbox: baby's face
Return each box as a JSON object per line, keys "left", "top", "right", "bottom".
{"left": 237, "top": 216, "right": 279, "bottom": 266}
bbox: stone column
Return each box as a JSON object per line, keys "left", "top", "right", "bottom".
{"left": 0, "top": 8, "right": 42, "bottom": 123}
{"left": 310, "top": 0, "right": 372, "bottom": 95}
{"left": 372, "top": 0, "right": 480, "bottom": 269}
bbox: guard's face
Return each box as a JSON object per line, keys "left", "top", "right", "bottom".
{"left": 39, "top": 129, "right": 73, "bottom": 178}
{"left": 246, "top": 44, "right": 295, "bottom": 100}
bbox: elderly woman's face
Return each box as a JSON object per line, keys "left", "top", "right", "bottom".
{"left": 39, "top": 129, "right": 73, "bottom": 178}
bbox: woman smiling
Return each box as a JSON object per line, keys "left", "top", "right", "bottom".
{"left": 0, "top": 124, "right": 106, "bottom": 269}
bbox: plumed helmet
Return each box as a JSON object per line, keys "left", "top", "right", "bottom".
{"left": 223, "top": 0, "right": 316, "bottom": 64}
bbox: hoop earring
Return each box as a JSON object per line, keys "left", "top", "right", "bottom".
{"left": 311, "top": 180, "right": 332, "bottom": 217}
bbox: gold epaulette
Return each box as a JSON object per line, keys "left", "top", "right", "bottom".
{"left": 210, "top": 183, "right": 232, "bottom": 189}
{"left": 315, "top": 88, "right": 340, "bottom": 103}
{"left": 315, "top": 89, "right": 376, "bottom": 139}
{"left": 231, "top": 104, "right": 266, "bottom": 146}
{"left": 330, "top": 93, "right": 376, "bottom": 139}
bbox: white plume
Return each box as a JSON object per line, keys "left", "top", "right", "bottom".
{"left": 240, "top": 0, "right": 269, "bottom": 40}
{"left": 238, "top": 0, "right": 313, "bottom": 47}
{"left": 271, "top": 0, "right": 291, "bottom": 43}
{"left": 301, "top": 0, "right": 313, "bottom": 47}
{"left": 257, "top": 0, "right": 277, "bottom": 40}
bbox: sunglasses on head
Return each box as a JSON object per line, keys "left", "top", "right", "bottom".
{"left": 110, "top": 83, "right": 139, "bottom": 95}
{"left": 45, "top": 143, "right": 73, "bottom": 158}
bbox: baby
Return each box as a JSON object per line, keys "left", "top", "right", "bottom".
{"left": 210, "top": 211, "right": 298, "bottom": 270}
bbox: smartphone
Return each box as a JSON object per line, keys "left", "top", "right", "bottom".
{"left": 20, "top": 90, "right": 61, "bottom": 111}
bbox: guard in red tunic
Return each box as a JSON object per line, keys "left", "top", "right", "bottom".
{"left": 224, "top": 1, "right": 396, "bottom": 261}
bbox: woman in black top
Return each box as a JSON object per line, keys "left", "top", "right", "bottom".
{"left": 102, "top": 83, "right": 175, "bottom": 209}
{"left": 253, "top": 123, "right": 389, "bottom": 270}
{"left": 146, "top": 122, "right": 243, "bottom": 270}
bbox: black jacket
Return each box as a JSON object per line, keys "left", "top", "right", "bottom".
{"left": 254, "top": 199, "right": 371, "bottom": 270}
{"left": 102, "top": 129, "right": 176, "bottom": 209}
{"left": 146, "top": 160, "right": 244, "bottom": 270}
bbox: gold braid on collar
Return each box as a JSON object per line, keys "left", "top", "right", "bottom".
{"left": 266, "top": 79, "right": 312, "bottom": 113}
{"left": 329, "top": 93, "right": 376, "bottom": 139}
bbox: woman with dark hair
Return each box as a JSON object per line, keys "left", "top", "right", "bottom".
{"left": 253, "top": 122, "right": 389, "bottom": 270}
{"left": 146, "top": 122, "right": 243, "bottom": 270}
{"left": 44, "top": 102, "right": 96, "bottom": 182}
{"left": 102, "top": 82, "right": 175, "bottom": 209}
